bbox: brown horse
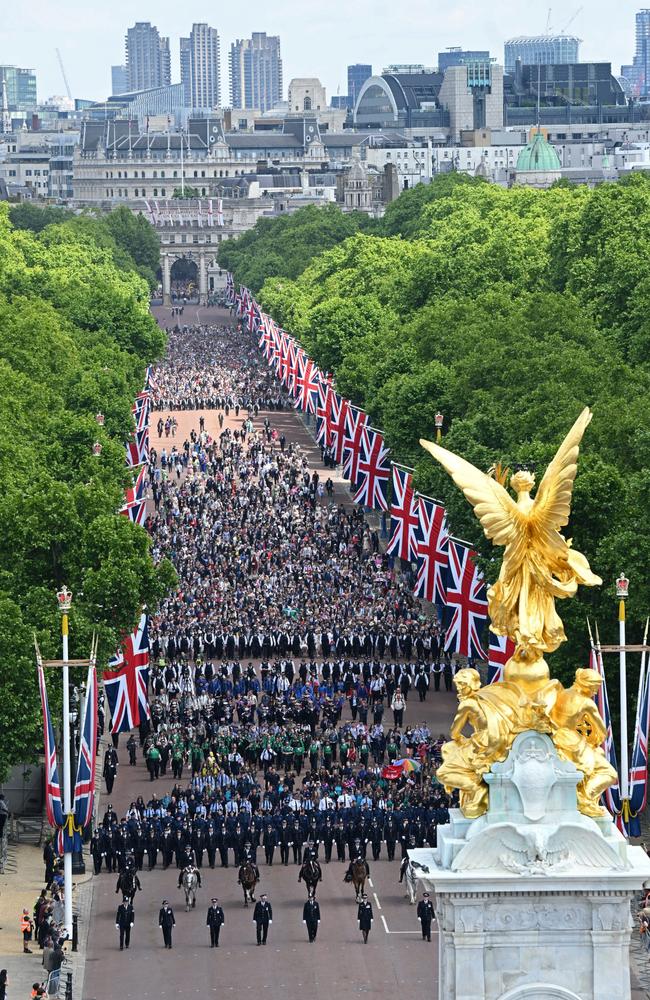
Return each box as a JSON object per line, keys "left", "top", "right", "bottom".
{"left": 349, "top": 859, "right": 369, "bottom": 903}
{"left": 298, "top": 857, "right": 322, "bottom": 897}
{"left": 238, "top": 860, "right": 259, "bottom": 906}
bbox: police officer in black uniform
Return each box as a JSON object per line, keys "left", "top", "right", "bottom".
{"left": 158, "top": 899, "right": 175, "bottom": 949}
{"left": 303, "top": 895, "right": 321, "bottom": 942}
{"left": 417, "top": 892, "right": 435, "bottom": 941}
{"left": 206, "top": 897, "right": 225, "bottom": 947}
{"left": 115, "top": 897, "right": 134, "bottom": 950}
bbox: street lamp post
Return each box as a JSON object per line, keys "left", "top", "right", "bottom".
{"left": 56, "top": 585, "right": 74, "bottom": 939}
{"left": 435, "top": 412, "right": 444, "bottom": 444}
{"left": 616, "top": 573, "right": 630, "bottom": 809}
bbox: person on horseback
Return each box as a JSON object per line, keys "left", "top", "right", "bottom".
{"left": 178, "top": 862, "right": 202, "bottom": 891}
{"left": 344, "top": 854, "right": 369, "bottom": 882}
{"left": 298, "top": 849, "right": 322, "bottom": 893}
{"left": 115, "top": 865, "right": 141, "bottom": 900}
{"left": 238, "top": 847, "right": 260, "bottom": 885}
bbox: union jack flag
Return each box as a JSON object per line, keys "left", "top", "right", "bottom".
{"left": 104, "top": 614, "right": 151, "bottom": 733}
{"left": 126, "top": 428, "right": 149, "bottom": 468}
{"left": 413, "top": 495, "right": 448, "bottom": 605}
{"left": 144, "top": 366, "right": 158, "bottom": 393}
{"left": 443, "top": 539, "right": 488, "bottom": 659}
{"left": 487, "top": 632, "right": 516, "bottom": 683}
{"left": 124, "top": 466, "right": 147, "bottom": 506}
{"left": 628, "top": 652, "right": 650, "bottom": 835}
{"left": 225, "top": 272, "right": 234, "bottom": 305}
{"left": 286, "top": 340, "right": 301, "bottom": 395}
{"left": 316, "top": 377, "right": 335, "bottom": 446}
{"left": 328, "top": 394, "right": 350, "bottom": 465}
{"left": 387, "top": 465, "right": 418, "bottom": 562}
{"left": 353, "top": 427, "right": 390, "bottom": 511}
{"left": 342, "top": 406, "right": 368, "bottom": 484}
{"left": 132, "top": 391, "right": 150, "bottom": 433}
{"left": 73, "top": 664, "right": 98, "bottom": 829}
{"left": 119, "top": 498, "right": 147, "bottom": 526}
{"left": 591, "top": 643, "right": 622, "bottom": 828}
{"left": 247, "top": 298, "right": 259, "bottom": 333}
{"left": 293, "top": 356, "right": 320, "bottom": 415}
{"left": 258, "top": 314, "right": 272, "bottom": 357}
{"left": 276, "top": 332, "right": 293, "bottom": 386}
{"left": 38, "top": 664, "right": 64, "bottom": 829}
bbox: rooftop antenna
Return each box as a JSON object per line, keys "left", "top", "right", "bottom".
{"left": 0, "top": 77, "right": 11, "bottom": 134}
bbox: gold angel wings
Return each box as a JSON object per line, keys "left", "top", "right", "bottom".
{"left": 420, "top": 406, "right": 601, "bottom": 658}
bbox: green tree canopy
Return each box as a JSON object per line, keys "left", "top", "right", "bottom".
{"left": 0, "top": 203, "right": 174, "bottom": 780}
{"left": 219, "top": 174, "right": 650, "bottom": 719}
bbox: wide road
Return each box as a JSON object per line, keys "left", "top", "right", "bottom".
{"left": 82, "top": 302, "right": 452, "bottom": 1000}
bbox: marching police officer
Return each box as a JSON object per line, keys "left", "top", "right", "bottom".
{"left": 115, "top": 897, "right": 134, "bottom": 950}
{"left": 302, "top": 895, "right": 321, "bottom": 943}
{"left": 358, "top": 894, "right": 373, "bottom": 944}
{"left": 158, "top": 899, "right": 175, "bottom": 949}
{"left": 417, "top": 892, "right": 435, "bottom": 941}
{"left": 253, "top": 894, "right": 273, "bottom": 945}
{"left": 206, "top": 897, "right": 225, "bottom": 947}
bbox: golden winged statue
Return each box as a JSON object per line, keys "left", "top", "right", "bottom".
{"left": 420, "top": 408, "right": 616, "bottom": 818}
{"left": 420, "top": 407, "right": 601, "bottom": 663}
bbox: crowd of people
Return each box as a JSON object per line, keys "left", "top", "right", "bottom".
{"left": 94, "top": 319, "right": 457, "bottom": 877}
{"left": 86, "top": 316, "right": 457, "bottom": 961}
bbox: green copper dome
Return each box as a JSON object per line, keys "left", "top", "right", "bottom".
{"left": 516, "top": 130, "right": 561, "bottom": 172}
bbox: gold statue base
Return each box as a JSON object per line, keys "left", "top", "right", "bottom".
{"left": 438, "top": 654, "right": 617, "bottom": 820}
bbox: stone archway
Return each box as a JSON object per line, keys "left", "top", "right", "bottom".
{"left": 161, "top": 250, "right": 218, "bottom": 306}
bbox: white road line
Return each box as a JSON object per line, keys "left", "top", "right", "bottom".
{"left": 373, "top": 892, "right": 382, "bottom": 910}
{"left": 368, "top": 877, "right": 373, "bottom": 887}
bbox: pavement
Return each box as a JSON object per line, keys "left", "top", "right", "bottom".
{"left": 0, "top": 834, "right": 95, "bottom": 1000}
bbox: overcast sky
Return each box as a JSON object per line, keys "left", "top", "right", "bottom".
{"left": 5, "top": 1, "right": 639, "bottom": 103}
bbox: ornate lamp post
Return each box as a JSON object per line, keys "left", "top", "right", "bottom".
{"left": 55, "top": 586, "right": 74, "bottom": 938}
{"left": 95, "top": 412, "right": 105, "bottom": 427}
{"left": 616, "top": 573, "right": 630, "bottom": 811}
{"left": 435, "top": 412, "right": 444, "bottom": 444}
{"left": 92, "top": 442, "right": 102, "bottom": 457}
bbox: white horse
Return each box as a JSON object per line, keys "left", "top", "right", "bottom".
{"left": 400, "top": 857, "right": 418, "bottom": 904}
{"left": 181, "top": 869, "right": 199, "bottom": 911}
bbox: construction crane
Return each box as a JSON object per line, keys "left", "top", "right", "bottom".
{"left": 558, "top": 6, "right": 582, "bottom": 34}
{"left": 55, "top": 48, "right": 72, "bottom": 101}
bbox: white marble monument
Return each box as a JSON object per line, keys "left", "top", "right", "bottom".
{"left": 409, "top": 732, "right": 650, "bottom": 1000}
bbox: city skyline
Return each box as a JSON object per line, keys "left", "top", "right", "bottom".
{"left": 7, "top": 0, "right": 640, "bottom": 104}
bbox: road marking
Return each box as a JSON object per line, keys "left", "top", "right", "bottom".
{"left": 381, "top": 914, "right": 421, "bottom": 935}
{"left": 373, "top": 892, "right": 382, "bottom": 910}
{"left": 368, "top": 877, "right": 374, "bottom": 887}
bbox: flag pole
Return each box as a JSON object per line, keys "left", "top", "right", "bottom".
{"left": 616, "top": 574, "right": 630, "bottom": 812}
{"left": 56, "top": 586, "right": 74, "bottom": 939}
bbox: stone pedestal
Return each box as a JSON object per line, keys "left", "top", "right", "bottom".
{"left": 410, "top": 733, "right": 650, "bottom": 1000}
